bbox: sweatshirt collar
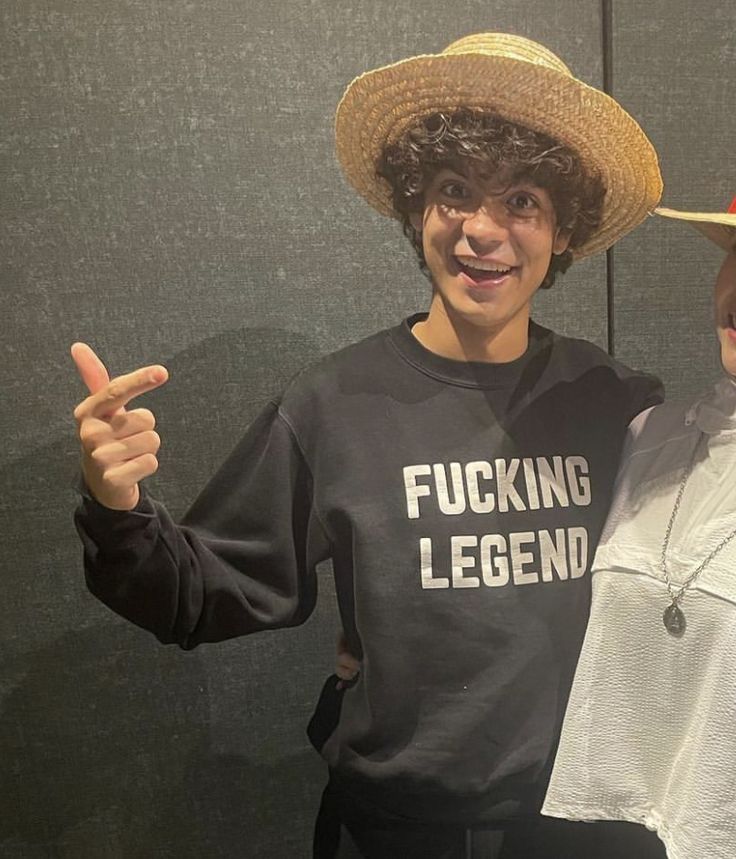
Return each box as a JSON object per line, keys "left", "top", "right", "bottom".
{"left": 389, "top": 313, "right": 552, "bottom": 389}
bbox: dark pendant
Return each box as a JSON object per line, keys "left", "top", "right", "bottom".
{"left": 663, "top": 603, "right": 686, "bottom": 637}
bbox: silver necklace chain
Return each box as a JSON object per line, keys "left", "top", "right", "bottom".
{"left": 661, "top": 431, "right": 736, "bottom": 610}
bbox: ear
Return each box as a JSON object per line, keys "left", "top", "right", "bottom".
{"left": 552, "top": 227, "right": 572, "bottom": 256}
{"left": 409, "top": 211, "right": 423, "bottom": 234}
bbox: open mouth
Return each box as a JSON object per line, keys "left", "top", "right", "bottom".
{"left": 454, "top": 256, "right": 517, "bottom": 286}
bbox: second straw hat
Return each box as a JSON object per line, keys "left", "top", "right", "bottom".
{"left": 335, "top": 32, "right": 663, "bottom": 259}
{"left": 656, "top": 199, "right": 736, "bottom": 251}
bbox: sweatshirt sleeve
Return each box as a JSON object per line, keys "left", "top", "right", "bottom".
{"left": 73, "top": 400, "right": 333, "bottom": 649}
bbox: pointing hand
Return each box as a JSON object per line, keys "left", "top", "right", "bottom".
{"left": 71, "top": 343, "right": 168, "bottom": 510}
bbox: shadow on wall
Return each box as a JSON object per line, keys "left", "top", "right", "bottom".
{"left": 1, "top": 326, "right": 337, "bottom": 858}
{"left": 0, "top": 624, "right": 325, "bottom": 859}
{"left": 135, "top": 325, "right": 330, "bottom": 517}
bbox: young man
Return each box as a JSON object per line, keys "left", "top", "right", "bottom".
{"left": 72, "top": 33, "right": 665, "bottom": 858}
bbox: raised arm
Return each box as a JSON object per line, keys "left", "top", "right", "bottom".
{"left": 71, "top": 344, "right": 332, "bottom": 649}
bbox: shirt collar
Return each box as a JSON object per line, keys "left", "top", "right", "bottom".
{"left": 686, "top": 374, "right": 736, "bottom": 434}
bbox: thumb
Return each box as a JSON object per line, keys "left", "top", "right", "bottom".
{"left": 71, "top": 342, "right": 111, "bottom": 395}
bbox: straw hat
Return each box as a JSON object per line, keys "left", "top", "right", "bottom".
{"left": 656, "top": 199, "right": 736, "bottom": 251}
{"left": 335, "top": 32, "right": 663, "bottom": 259}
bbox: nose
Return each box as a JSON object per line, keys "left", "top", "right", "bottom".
{"left": 461, "top": 201, "right": 509, "bottom": 252}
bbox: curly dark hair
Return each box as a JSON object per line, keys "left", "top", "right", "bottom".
{"left": 377, "top": 110, "right": 607, "bottom": 289}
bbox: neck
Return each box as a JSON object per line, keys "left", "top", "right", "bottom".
{"left": 721, "top": 362, "right": 736, "bottom": 387}
{"left": 412, "top": 295, "right": 531, "bottom": 363}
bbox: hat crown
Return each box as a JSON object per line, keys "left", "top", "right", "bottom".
{"left": 442, "top": 33, "right": 572, "bottom": 77}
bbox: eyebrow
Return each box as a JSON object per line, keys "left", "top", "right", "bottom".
{"left": 433, "top": 166, "right": 468, "bottom": 179}
{"left": 431, "top": 165, "right": 550, "bottom": 199}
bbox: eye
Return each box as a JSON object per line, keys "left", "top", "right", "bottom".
{"left": 506, "top": 191, "right": 538, "bottom": 211}
{"left": 437, "top": 179, "right": 471, "bottom": 202}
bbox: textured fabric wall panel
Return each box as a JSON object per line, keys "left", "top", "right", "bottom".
{"left": 611, "top": 1, "right": 736, "bottom": 400}
{"left": 2, "top": 1, "right": 603, "bottom": 856}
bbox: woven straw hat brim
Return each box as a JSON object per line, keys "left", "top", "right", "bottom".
{"left": 656, "top": 206, "right": 736, "bottom": 252}
{"left": 336, "top": 53, "right": 663, "bottom": 259}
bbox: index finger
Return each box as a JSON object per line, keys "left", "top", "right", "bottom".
{"left": 75, "top": 365, "right": 169, "bottom": 421}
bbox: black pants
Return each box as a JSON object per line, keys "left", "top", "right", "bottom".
{"left": 313, "top": 781, "right": 668, "bottom": 859}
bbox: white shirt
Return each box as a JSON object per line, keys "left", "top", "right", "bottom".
{"left": 542, "top": 377, "right": 736, "bottom": 859}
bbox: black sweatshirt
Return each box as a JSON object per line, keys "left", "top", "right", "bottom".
{"left": 74, "top": 315, "right": 663, "bottom": 825}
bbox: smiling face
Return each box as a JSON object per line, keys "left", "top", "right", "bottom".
{"left": 410, "top": 165, "right": 570, "bottom": 342}
{"left": 714, "top": 245, "right": 736, "bottom": 377}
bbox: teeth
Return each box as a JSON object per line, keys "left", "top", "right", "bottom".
{"left": 458, "top": 257, "right": 512, "bottom": 273}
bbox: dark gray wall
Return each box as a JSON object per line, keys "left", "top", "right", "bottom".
{"left": 611, "top": 0, "right": 736, "bottom": 399}
{"left": 2, "top": 1, "right": 731, "bottom": 856}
